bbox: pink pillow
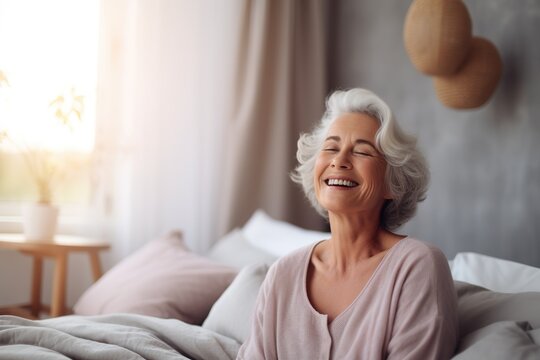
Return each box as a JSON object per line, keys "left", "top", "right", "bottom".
{"left": 73, "top": 231, "right": 238, "bottom": 325}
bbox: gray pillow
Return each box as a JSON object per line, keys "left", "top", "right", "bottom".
{"left": 207, "top": 229, "right": 277, "bottom": 269}
{"left": 529, "top": 328, "right": 540, "bottom": 344}
{"left": 452, "top": 321, "right": 540, "bottom": 359}
{"left": 455, "top": 281, "right": 540, "bottom": 337}
{"left": 202, "top": 263, "right": 269, "bottom": 343}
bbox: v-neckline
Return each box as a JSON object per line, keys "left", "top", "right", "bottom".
{"left": 302, "top": 237, "right": 408, "bottom": 326}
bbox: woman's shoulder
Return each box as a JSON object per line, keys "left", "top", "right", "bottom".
{"left": 395, "top": 237, "right": 451, "bottom": 271}
{"left": 388, "top": 238, "right": 455, "bottom": 303}
{"left": 272, "top": 241, "right": 319, "bottom": 269}
{"left": 265, "top": 241, "right": 322, "bottom": 279}
{"left": 260, "top": 241, "right": 320, "bottom": 294}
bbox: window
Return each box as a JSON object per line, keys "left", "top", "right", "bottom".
{"left": 0, "top": 0, "right": 100, "bottom": 214}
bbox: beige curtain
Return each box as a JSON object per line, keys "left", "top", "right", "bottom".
{"left": 218, "top": 0, "right": 328, "bottom": 235}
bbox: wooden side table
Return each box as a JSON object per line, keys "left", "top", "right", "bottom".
{"left": 0, "top": 234, "right": 110, "bottom": 318}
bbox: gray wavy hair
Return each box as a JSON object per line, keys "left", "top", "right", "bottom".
{"left": 290, "top": 88, "right": 429, "bottom": 230}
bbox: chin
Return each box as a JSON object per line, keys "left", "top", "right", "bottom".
{"left": 321, "top": 203, "right": 355, "bottom": 215}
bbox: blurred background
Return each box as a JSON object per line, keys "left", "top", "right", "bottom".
{"left": 0, "top": 0, "right": 539, "bottom": 307}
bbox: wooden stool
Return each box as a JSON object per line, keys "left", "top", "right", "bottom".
{"left": 0, "top": 234, "right": 110, "bottom": 318}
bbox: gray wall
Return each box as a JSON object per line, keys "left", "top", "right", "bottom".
{"left": 328, "top": 0, "right": 540, "bottom": 266}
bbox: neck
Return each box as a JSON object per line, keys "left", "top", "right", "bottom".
{"left": 324, "top": 211, "right": 395, "bottom": 273}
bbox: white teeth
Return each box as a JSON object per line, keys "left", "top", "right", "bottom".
{"left": 327, "top": 179, "right": 357, "bottom": 187}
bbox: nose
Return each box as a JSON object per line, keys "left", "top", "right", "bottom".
{"left": 331, "top": 151, "right": 352, "bottom": 169}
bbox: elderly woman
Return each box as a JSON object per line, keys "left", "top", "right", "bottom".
{"left": 237, "top": 88, "right": 458, "bottom": 359}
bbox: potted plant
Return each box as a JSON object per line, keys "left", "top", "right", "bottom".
{"left": 0, "top": 81, "right": 85, "bottom": 241}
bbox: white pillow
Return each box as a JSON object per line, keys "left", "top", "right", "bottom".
{"left": 202, "top": 263, "right": 269, "bottom": 343}
{"left": 451, "top": 252, "right": 540, "bottom": 293}
{"left": 206, "top": 228, "right": 277, "bottom": 269}
{"left": 242, "top": 210, "right": 330, "bottom": 257}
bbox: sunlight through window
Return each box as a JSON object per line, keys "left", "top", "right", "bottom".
{"left": 0, "top": 0, "right": 100, "bottom": 204}
{"left": 0, "top": 0, "right": 99, "bottom": 152}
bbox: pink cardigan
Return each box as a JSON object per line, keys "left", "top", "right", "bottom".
{"left": 237, "top": 237, "right": 458, "bottom": 359}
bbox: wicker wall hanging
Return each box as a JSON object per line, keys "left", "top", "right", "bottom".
{"left": 403, "top": 0, "right": 503, "bottom": 109}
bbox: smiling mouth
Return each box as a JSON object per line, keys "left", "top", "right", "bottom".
{"left": 324, "top": 178, "right": 359, "bottom": 188}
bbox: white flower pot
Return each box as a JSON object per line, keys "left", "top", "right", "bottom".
{"left": 22, "top": 203, "right": 59, "bottom": 242}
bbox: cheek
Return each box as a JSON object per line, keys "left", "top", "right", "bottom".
{"left": 313, "top": 161, "right": 321, "bottom": 175}
{"left": 313, "top": 154, "right": 326, "bottom": 179}
{"left": 360, "top": 182, "right": 381, "bottom": 201}
{"left": 359, "top": 162, "right": 387, "bottom": 192}
{"left": 313, "top": 155, "right": 327, "bottom": 195}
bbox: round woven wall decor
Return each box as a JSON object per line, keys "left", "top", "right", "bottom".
{"left": 433, "top": 37, "right": 503, "bottom": 109}
{"left": 404, "top": 0, "right": 472, "bottom": 75}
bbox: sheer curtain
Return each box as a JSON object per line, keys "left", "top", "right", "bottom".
{"left": 94, "top": 0, "right": 327, "bottom": 261}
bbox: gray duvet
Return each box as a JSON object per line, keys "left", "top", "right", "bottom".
{"left": 0, "top": 313, "right": 240, "bottom": 360}
{"left": 1, "top": 281, "right": 539, "bottom": 359}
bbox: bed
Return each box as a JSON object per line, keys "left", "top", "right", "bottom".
{"left": 1, "top": 210, "right": 539, "bottom": 359}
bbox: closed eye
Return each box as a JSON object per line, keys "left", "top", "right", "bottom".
{"left": 323, "top": 148, "right": 338, "bottom": 152}
{"left": 354, "top": 151, "right": 373, "bottom": 157}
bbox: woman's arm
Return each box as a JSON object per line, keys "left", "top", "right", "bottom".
{"left": 387, "top": 247, "right": 459, "bottom": 360}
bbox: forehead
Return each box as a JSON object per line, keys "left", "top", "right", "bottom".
{"left": 326, "top": 112, "right": 380, "bottom": 140}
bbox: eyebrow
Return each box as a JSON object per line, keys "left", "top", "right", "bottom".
{"left": 324, "top": 136, "right": 378, "bottom": 151}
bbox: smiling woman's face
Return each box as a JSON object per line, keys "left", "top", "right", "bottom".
{"left": 314, "top": 112, "right": 391, "bottom": 217}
